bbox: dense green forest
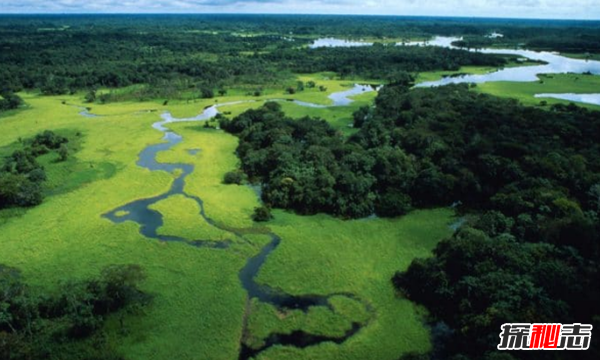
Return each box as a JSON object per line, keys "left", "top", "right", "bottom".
{"left": 0, "top": 264, "right": 150, "bottom": 360}
{"left": 2, "top": 15, "right": 600, "bottom": 96}
{"left": 378, "top": 86, "right": 600, "bottom": 360}
{"left": 454, "top": 31, "right": 600, "bottom": 53}
{"left": 1, "top": 14, "right": 599, "bottom": 44}
{"left": 1, "top": 14, "right": 600, "bottom": 360}
{"left": 222, "top": 85, "right": 600, "bottom": 219}
{"left": 0, "top": 24, "right": 503, "bottom": 96}
{"left": 223, "top": 84, "right": 600, "bottom": 358}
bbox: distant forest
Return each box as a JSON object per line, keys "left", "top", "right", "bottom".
{"left": 2, "top": 15, "right": 600, "bottom": 360}
{"left": 1, "top": 15, "right": 600, "bottom": 96}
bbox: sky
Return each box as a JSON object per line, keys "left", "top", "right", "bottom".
{"left": 0, "top": 0, "right": 599, "bottom": 20}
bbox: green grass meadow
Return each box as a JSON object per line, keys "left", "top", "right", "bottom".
{"left": 0, "top": 84, "right": 454, "bottom": 360}
{"left": 476, "top": 73, "right": 600, "bottom": 109}
{"left": 417, "top": 68, "right": 600, "bottom": 110}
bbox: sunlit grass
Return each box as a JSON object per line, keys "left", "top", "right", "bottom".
{"left": 476, "top": 73, "right": 600, "bottom": 109}
{"left": 0, "top": 80, "right": 454, "bottom": 360}
{"left": 149, "top": 194, "right": 235, "bottom": 241}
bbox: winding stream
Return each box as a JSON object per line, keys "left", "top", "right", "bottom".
{"left": 73, "top": 35, "right": 599, "bottom": 358}
{"left": 99, "top": 89, "right": 375, "bottom": 359}
{"left": 68, "top": 104, "right": 101, "bottom": 118}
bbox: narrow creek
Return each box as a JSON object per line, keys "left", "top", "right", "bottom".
{"left": 98, "top": 88, "right": 377, "bottom": 359}
{"left": 89, "top": 37, "right": 599, "bottom": 357}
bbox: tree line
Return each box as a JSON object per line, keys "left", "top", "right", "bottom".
{"left": 0, "top": 91, "right": 23, "bottom": 113}
{"left": 0, "top": 264, "right": 150, "bottom": 360}
{"left": 370, "top": 85, "right": 599, "bottom": 360}
{"left": 221, "top": 84, "right": 600, "bottom": 358}
{"left": 0, "top": 28, "right": 505, "bottom": 98}
{"left": 2, "top": 15, "right": 598, "bottom": 97}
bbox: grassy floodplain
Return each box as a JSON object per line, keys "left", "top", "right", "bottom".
{"left": 476, "top": 73, "right": 600, "bottom": 109}
{"left": 417, "top": 68, "right": 600, "bottom": 110}
{"left": 562, "top": 52, "right": 600, "bottom": 61}
{"left": 0, "top": 80, "right": 454, "bottom": 360}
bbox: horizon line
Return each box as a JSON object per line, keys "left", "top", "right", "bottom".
{"left": 0, "top": 13, "right": 599, "bottom": 22}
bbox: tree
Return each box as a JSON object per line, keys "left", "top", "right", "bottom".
{"left": 375, "top": 190, "right": 412, "bottom": 217}
{"left": 0, "top": 92, "right": 23, "bottom": 112}
{"left": 32, "top": 130, "right": 68, "bottom": 150}
{"left": 84, "top": 89, "right": 96, "bottom": 103}
{"left": 352, "top": 105, "right": 372, "bottom": 128}
{"left": 386, "top": 70, "right": 414, "bottom": 87}
{"left": 223, "top": 171, "right": 244, "bottom": 185}
{"left": 28, "top": 168, "right": 46, "bottom": 183}
{"left": 3, "top": 149, "right": 40, "bottom": 174}
{"left": 252, "top": 206, "right": 273, "bottom": 222}
{"left": 393, "top": 227, "right": 594, "bottom": 359}
{"left": 41, "top": 76, "right": 69, "bottom": 95}
{"left": 200, "top": 87, "right": 214, "bottom": 99}
{"left": 13, "top": 179, "right": 43, "bottom": 207}
{"left": 588, "top": 183, "right": 600, "bottom": 212}
{"left": 0, "top": 263, "right": 149, "bottom": 359}
{"left": 60, "top": 281, "right": 102, "bottom": 337}
{"left": 474, "top": 211, "right": 514, "bottom": 237}
{"left": 58, "top": 144, "right": 69, "bottom": 162}
{"left": 0, "top": 173, "right": 43, "bottom": 208}
{"left": 98, "top": 264, "right": 148, "bottom": 312}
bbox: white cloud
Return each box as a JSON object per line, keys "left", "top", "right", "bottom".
{"left": 0, "top": 0, "right": 598, "bottom": 19}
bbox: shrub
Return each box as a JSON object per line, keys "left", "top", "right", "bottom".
{"left": 223, "top": 171, "right": 244, "bottom": 185}
{"left": 58, "top": 144, "right": 69, "bottom": 162}
{"left": 252, "top": 206, "right": 273, "bottom": 222}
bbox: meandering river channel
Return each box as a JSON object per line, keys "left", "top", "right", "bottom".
{"left": 92, "top": 34, "right": 600, "bottom": 358}
{"left": 99, "top": 87, "right": 376, "bottom": 359}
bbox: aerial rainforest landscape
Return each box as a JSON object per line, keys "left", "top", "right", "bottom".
{"left": 1, "top": 6, "right": 600, "bottom": 360}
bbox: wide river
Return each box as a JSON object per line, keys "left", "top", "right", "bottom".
{"left": 311, "top": 36, "right": 600, "bottom": 106}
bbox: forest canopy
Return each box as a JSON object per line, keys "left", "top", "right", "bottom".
{"left": 221, "top": 85, "right": 600, "bottom": 358}
{"left": 0, "top": 26, "right": 504, "bottom": 96}
{"left": 222, "top": 84, "right": 600, "bottom": 223}
{"left": 2, "top": 15, "right": 599, "bottom": 96}
{"left": 1, "top": 14, "right": 600, "bottom": 360}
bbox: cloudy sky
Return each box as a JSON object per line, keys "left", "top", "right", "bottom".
{"left": 1, "top": 0, "right": 599, "bottom": 20}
